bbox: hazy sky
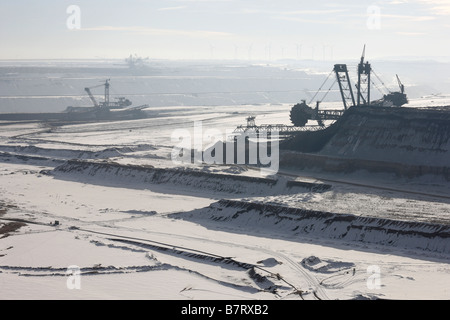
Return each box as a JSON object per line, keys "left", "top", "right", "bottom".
{"left": 1, "top": 0, "right": 449, "bottom": 61}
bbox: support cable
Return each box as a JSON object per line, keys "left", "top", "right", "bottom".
{"left": 318, "top": 78, "right": 337, "bottom": 103}
{"left": 371, "top": 69, "right": 391, "bottom": 93}
{"left": 308, "top": 70, "right": 334, "bottom": 105}
{"left": 371, "top": 78, "right": 386, "bottom": 97}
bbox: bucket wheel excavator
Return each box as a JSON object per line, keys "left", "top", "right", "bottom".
{"left": 289, "top": 46, "right": 408, "bottom": 127}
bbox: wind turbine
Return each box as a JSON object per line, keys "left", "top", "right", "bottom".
{"left": 209, "top": 42, "right": 215, "bottom": 59}
{"left": 297, "top": 44, "right": 302, "bottom": 60}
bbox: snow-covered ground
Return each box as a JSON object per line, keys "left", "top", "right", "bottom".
{"left": 0, "top": 105, "right": 449, "bottom": 301}
{"left": 0, "top": 61, "right": 449, "bottom": 300}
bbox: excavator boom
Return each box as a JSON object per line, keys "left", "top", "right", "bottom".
{"left": 396, "top": 74, "right": 405, "bottom": 94}
{"left": 85, "top": 87, "right": 99, "bottom": 107}
{"left": 85, "top": 79, "right": 111, "bottom": 108}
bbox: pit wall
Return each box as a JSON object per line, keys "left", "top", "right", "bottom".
{"left": 280, "top": 151, "right": 450, "bottom": 181}
{"left": 280, "top": 106, "right": 450, "bottom": 179}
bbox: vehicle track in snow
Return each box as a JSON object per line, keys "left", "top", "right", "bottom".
{"left": 1, "top": 207, "right": 324, "bottom": 299}
{"left": 256, "top": 247, "right": 331, "bottom": 300}
{"left": 62, "top": 215, "right": 330, "bottom": 300}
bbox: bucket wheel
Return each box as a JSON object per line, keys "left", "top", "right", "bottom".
{"left": 290, "top": 101, "right": 314, "bottom": 127}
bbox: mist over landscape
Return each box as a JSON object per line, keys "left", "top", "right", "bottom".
{"left": 0, "top": 0, "right": 449, "bottom": 305}
{"left": 0, "top": 58, "right": 449, "bottom": 114}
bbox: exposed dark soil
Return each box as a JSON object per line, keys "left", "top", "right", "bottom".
{"left": 0, "top": 222, "right": 26, "bottom": 238}
{"left": 279, "top": 106, "right": 450, "bottom": 177}
{"left": 0, "top": 202, "right": 19, "bottom": 218}
{"left": 281, "top": 105, "right": 450, "bottom": 154}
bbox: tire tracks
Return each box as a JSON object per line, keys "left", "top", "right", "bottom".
{"left": 71, "top": 221, "right": 328, "bottom": 299}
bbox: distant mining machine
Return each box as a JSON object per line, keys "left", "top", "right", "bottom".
{"left": 289, "top": 46, "right": 408, "bottom": 127}
{"left": 370, "top": 74, "right": 408, "bottom": 107}
{"left": 84, "top": 79, "right": 132, "bottom": 110}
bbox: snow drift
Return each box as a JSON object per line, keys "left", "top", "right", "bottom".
{"left": 48, "top": 159, "right": 331, "bottom": 195}
{"left": 0, "top": 145, "right": 123, "bottom": 160}
{"left": 171, "top": 199, "right": 450, "bottom": 254}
